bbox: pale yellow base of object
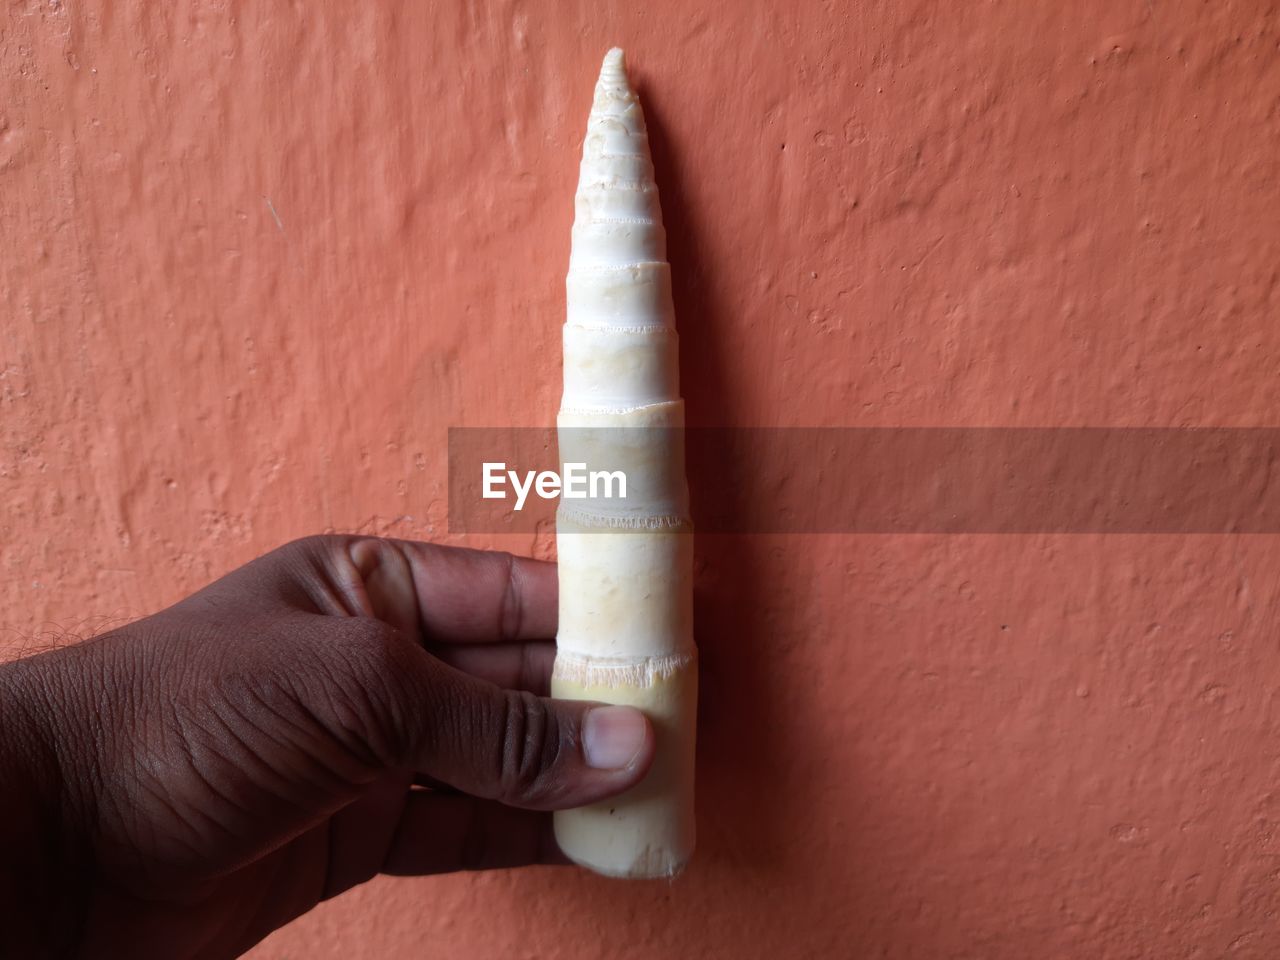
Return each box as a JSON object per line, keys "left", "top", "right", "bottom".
{"left": 552, "top": 658, "right": 697, "bottom": 878}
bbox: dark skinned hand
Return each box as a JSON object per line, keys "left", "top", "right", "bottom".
{"left": 0, "top": 536, "right": 654, "bottom": 959}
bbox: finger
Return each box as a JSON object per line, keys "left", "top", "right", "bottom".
{"left": 426, "top": 640, "right": 555, "bottom": 695}
{"left": 381, "top": 792, "right": 568, "bottom": 876}
{"left": 399, "top": 541, "right": 558, "bottom": 643}
{"left": 348, "top": 539, "right": 558, "bottom": 644}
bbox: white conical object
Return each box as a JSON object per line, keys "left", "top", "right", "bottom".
{"left": 552, "top": 48, "right": 697, "bottom": 878}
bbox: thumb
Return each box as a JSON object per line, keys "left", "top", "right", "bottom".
{"left": 387, "top": 642, "right": 655, "bottom": 810}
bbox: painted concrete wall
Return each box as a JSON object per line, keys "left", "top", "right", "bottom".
{"left": 5, "top": 0, "right": 1280, "bottom": 956}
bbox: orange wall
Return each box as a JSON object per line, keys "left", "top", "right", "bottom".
{"left": 5, "top": 1, "right": 1280, "bottom": 957}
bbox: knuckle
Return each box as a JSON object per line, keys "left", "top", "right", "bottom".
{"left": 496, "top": 690, "right": 563, "bottom": 804}
{"left": 497, "top": 552, "right": 522, "bottom": 641}
{"left": 236, "top": 535, "right": 356, "bottom": 615}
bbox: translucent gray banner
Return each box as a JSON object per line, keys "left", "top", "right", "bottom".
{"left": 447, "top": 427, "right": 1280, "bottom": 534}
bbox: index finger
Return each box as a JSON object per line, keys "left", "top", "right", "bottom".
{"left": 350, "top": 538, "right": 558, "bottom": 644}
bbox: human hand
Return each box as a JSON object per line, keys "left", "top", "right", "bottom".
{"left": 0, "top": 536, "right": 654, "bottom": 959}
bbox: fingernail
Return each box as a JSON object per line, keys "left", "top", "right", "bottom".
{"left": 582, "top": 706, "right": 648, "bottom": 770}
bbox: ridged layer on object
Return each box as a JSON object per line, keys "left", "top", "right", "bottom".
{"left": 565, "top": 262, "right": 672, "bottom": 327}
{"left": 552, "top": 650, "right": 695, "bottom": 687}
{"left": 561, "top": 324, "right": 679, "bottom": 409}
{"left": 557, "top": 400, "right": 689, "bottom": 521}
{"left": 555, "top": 509, "right": 694, "bottom": 658}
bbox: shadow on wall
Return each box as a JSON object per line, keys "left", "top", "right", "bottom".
{"left": 643, "top": 83, "right": 805, "bottom": 881}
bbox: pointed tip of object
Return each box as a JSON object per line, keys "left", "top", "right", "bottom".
{"left": 602, "top": 47, "right": 627, "bottom": 76}
{"left": 597, "top": 47, "right": 631, "bottom": 94}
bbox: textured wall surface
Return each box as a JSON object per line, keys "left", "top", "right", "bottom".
{"left": 5, "top": 0, "right": 1280, "bottom": 957}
